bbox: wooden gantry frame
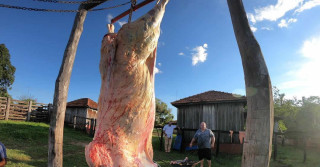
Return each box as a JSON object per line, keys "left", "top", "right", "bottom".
{"left": 48, "top": 0, "right": 274, "bottom": 166}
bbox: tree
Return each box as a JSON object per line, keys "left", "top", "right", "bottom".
{"left": 227, "top": 1, "right": 274, "bottom": 166}
{"left": 155, "top": 98, "right": 174, "bottom": 126}
{"left": 273, "top": 87, "right": 320, "bottom": 139}
{"left": 273, "top": 87, "right": 299, "bottom": 132}
{"left": 18, "top": 94, "right": 37, "bottom": 103}
{"left": 0, "top": 44, "right": 16, "bottom": 97}
{"left": 296, "top": 96, "right": 320, "bottom": 133}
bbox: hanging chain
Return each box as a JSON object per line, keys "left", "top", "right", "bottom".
{"left": 32, "top": 0, "right": 106, "bottom": 4}
{"left": 128, "top": 0, "right": 136, "bottom": 23}
{"left": 0, "top": 1, "right": 130, "bottom": 12}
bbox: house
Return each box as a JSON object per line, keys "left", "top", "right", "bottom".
{"left": 65, "top": 98, "right": 98, "bottom": 129}
{"left": 171, "top": 90, "right": 247, "bottom": 143}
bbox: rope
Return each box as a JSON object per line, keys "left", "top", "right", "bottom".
{"left": 128, "top": 0, "right": 136, "bottom": 23}
{"left": 0, "top": 1, "right": 130, "bottom": 12}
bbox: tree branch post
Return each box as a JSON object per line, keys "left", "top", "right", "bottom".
{"left": 47, "top": 1, "right": 108, "bottom": 165}
{"left": 227, "top": 0, "right": 274, "bottom": 166}
{"left": 48, "top": 8, "right": 88, "bottom": 167}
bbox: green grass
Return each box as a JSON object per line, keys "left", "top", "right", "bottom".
{"left": 152, "top": 133, "right": 241, "bottom": 167}
{"left": 1, "top": 121, "right": 320, "bottom": 167}
{"left": 0, "top": 120, "right": 92, "bottom": 167}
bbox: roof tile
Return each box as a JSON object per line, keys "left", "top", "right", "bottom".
{"left": 67, "top": 98, "right": 98, "bottom": 110}
{"left": 171, "top": 90, "right": 246, "bottom": 106}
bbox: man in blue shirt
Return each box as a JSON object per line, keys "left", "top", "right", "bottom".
{"left": 189, "top": 122, "right": 215, "bottom": 167}
{"left": 0, "top": 141, "right": 7, "bottom": 167}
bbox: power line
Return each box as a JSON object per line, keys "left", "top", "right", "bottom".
{"left": 0, "top": 1, "right": 130, "bottom": 12}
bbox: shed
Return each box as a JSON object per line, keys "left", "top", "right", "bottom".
{"left": 171, "top": 90, "right": 247, "bottom": 143}
{"left": 65, "top": 98, "right": 98, "bottom": 128}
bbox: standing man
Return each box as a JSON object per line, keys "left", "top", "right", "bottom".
{"left": 163, "top": 121, "right": 178, "bottom": 152}
{"left": 189, "top": 122, "right": 215, "bottom": 167}
{"left": 0, "top": 141, "right": 7, "bottom": 167}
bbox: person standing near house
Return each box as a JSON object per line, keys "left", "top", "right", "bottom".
{"left": 0, "top": 141, "right": 7, "bottom": 167}
{"left": 189, "top": 122, "right": 215, "bottom": 167}
{"left": 163, "top": 121, "right": 179, "bottom": 152}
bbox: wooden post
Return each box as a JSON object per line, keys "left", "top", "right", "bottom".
{"left": 48, "top": 1, "right": 107, "bottom": 166}
{"left": 180, "top": 129, "right": 185, "bottom": 153}
{"left": 73, "top": 116, "right": 77, "bottom": 129}
{"left": 227, "top": 1, "right": 274, "bottom": 166}
{"left": 5, "top": 97, "right": 10, "bottom": 121}
{"left": 27, "top": 100, "right": 33, "bottom": 121}
{"left": 90, "top": 118, "right": 94, "bottom": 136}
{"left": 160, "top": 128, "right": 164, "bottom": 151}
{"left": 273, "top": 133, "right": 277, "bottom": 161}
{"left": 303, "top": 138, "right": 306, "bottom": 163}
{"left": 94, "top": 119, "right": 97, "bottom": 135}
{"left": 48, "top": 103, "right": 52, "bottom": 123}
{"left": 216, "top": 131, "right": 220, "bottom": 157}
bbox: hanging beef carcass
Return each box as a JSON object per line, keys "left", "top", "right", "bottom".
{"left": 85, "top": 0, "right": 169, "bottom": 166}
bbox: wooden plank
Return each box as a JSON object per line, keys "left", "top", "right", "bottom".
{"left": 10, "top": 108, "right": 28, "bottom": 112}
{"left": 10, "top": 104, "right": 29, "bottom": 108}
{"left": 11, "top": 99, "right": 28, "bottom": 104}
{"left": 33, "top": 102, "right": 47, "bottom": 106}
{"left": 5, "top": 97, "right": 10, "bottom": 120}
{"left": 27, "top": 101, "right": 33, "bottom": 121}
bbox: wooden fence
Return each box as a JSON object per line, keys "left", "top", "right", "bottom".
{"left": 0, "top": 97, "right": 50, "bottom": 121}
{"left": 64, "top": 114, "right": 97, "bottom": 137}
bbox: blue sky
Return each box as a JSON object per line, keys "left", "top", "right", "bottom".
{"left": 1, "top": 0, "right": 320, "bottom": 119}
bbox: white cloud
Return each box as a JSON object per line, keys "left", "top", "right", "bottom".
{"left": 158, "top": 63, "right": 162, "bottom": 66}
{"left": 118, "top": 21, "right": 127, "bottom": 27}
{"left": 158, "top": 42, "right": 165, "bottom": 48}
{"left": 250, "top": 25, "right": 257, "bottom": 32}
{"left": 154, "top": 67, "right": 162, "bottom": 74}
{"left": 278, "top": 34, "right": 320, "bottom": 98}
{"left": 295, "top": 0, "right": 320, "bottom": 13}
{"left": 192, "top": 43, "right": 208, "bottom": 66}
{"left": 178, "top": 52, "right": 184, "bottom": 56}
{"left": 248, "top": 0, "right": 303, "bottom": 23}
{"left": 278, "top": 18, "right": 297, "bottom": 28}
{"left": 261, "top": 27, "right": 273, "bottom": 30}
{"left": 107, "top": 14, "right": 113, "bottom": 23}
{"left": 278, "top": 19, "right": 288, "bottom": 27}
{"left": 247, "top": 13, "right": 257, "bottom": 24}
{"left": 288, "top": 18, "right": 298, "bottom": 23}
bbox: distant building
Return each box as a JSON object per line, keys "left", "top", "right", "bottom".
{"left": 65, "top": 98, "right": 98, "bottom": 129}
{"left": 171, "top": 90, "right": 247, "bottom": 143}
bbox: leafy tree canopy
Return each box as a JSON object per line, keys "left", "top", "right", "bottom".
{"left": 273, "top": 87, "right": 320, "bottom": 137}
{"left": 18, "top": 95, "right": 37, "bottom": 103}
{"left": 155, "top": 98, "right": 174, "bottom": 126}
{"left": 0, "top": 44, "right": 16, "bottom": 97}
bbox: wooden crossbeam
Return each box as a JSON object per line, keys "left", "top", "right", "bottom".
{"left": 111, "top": 0, "right": 155, "bottom": 24}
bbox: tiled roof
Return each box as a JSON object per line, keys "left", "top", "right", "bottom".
{"left": 171, "top": 90, "right": 246, "bottom": 107}
{"left": 67, "top": 98, "right": 98, "bottom": 110}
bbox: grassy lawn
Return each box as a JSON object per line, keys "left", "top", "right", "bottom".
{"left": 1, "top": 120, "right": 320, "bottom": 167}
{"left": 0, "top": 120, "right": 92, "bottom": 167}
